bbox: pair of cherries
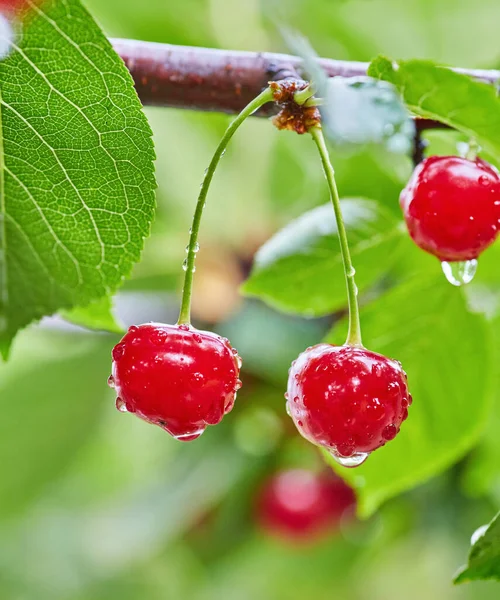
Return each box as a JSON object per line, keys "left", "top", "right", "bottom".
{"left": 111, "top": 155, "right": 500, "bottom": 462}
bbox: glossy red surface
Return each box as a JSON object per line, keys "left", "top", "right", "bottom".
{"left": 287, "top": 344, "right": 410, "bottom": 458}
{"left": 110, "top": 323, "right": 242, "bottom": 440}
{"left": 400, "top": 155, "right": 500, "bottom": 262}
{"left": 256, "top": 469, "right": 355, "bottom": 540}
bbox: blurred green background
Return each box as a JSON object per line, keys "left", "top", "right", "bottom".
{"left": 3, "top": 0, "right": 500, "bottom": 598}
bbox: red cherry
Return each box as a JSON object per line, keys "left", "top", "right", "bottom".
{"left": 287, "top": 345, "right": 410, "bottom": 466}
{"left": 256, "top": 469, "right": 355, "bottom": 541}
{"left": 110, "top": 323, "right": 242, "bottom": 440}
{"left": 400, "top": 155, "right": 500, "bottom": 262}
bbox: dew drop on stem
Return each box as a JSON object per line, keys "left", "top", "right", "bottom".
{"left": 441, "top": 259, "right": 477, "bottom": 286}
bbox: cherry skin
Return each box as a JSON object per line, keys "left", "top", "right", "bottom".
{"left": 287, "top": 344, "right": 411, "bottom": 465}
{"left": 110, "top": 323, "right": 242, "bottom": 440}
{"left": 400, "top": 155, "right": 500, "bottom": 262}
{"left": 256, "top": 469, "right": 356, "bottom": 541}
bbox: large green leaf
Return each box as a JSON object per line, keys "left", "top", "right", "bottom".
{"left": 368, "top": 56, "right": 500, "bottom": 162}
{"left": 325, "top": 276, "right": 493, "bottom": 517}
{"left": 242, "top": 199, "right": 404, "bottom": 316}
{"left": 455, "top": 512, "right": 500, "bottom": 584}
{"left": 0, "top": 327, "right": 113, "bottom": 518}
{"left": 0, "top": 0, "right": 155, "bottom": 354}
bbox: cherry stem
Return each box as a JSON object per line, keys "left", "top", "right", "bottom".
{"left": 310, "top": 126, "right": 363, "bottom": 347}
{"left": 466, "top": 138, "right": 479, "bottom": 161}
{"left": 177, "top": 86, "right": 274, "bottom": 325}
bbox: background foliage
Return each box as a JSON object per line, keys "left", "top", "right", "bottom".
{"left": 3, "top": 0, "right": 500, "bottom": 598}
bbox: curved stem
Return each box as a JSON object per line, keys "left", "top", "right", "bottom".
{"left": 177, "top": 86, "right": 274, "bottom": 325}
{"left": 310, "top": 126, "right": 363, "bottom": 347}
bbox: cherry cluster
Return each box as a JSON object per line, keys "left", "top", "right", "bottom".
{"left": 109, "top": 83, "right": 500, "bottom": 474}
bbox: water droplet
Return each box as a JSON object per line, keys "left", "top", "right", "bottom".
{"left": 382, "top": 424, "right": 398, "bottom": 440}
{"left": 185, "top": 243, "right": 200, "bottom": 253}
{"left": 234, "top": 379, "right": 242, "bottom": 391}
{"left": 387, "top": 381, "right": 400, "bottom": 396}
{"left": 107, "top": 374, "right": 115, "bottom": 388}
{"left": 193, "top": 334, "right": 203, "bottom": 343}
{"left": 191, "top": 372, "right": 205, "bottom": 386}
{"left": 128, "top": 325, "right": 138, "bottom": 333}
{"left": 441, "top": 259, "right": 477, "bottom": 286}
{"left": 407, "top": 394, "right": 413, "bottom": 405}
{"left": 182, "top": 258, "right": 188, "bottom": 271}
{"left": 174, "top": 429, "right": 204, "bottom": 442}
{"left": 115, "top": 397, "right": 127, "bottom": 412}
{"left": 471, "top": 524, "right": 488, "bottom": 545}
{"left": 298, "top": 420, "right": 303, "bottom": 426}
{"left": 178, "top": 324, "right": 190, "bottom": 331}
{"left": 284, "top": 392, "right": 289, "bottom": 400}
{"left": 285, "top": 402, "right": 292, "bottom": 417}
{"left": 293, "top": 396, "right": 299, "bottom": 403}
{"left": 347, "top": 266, "right": 356, "bottom": 277}
{"left": 0, "top": 14, "right": 14, "bottom": 61}
{"left": 328, "top": 449, "right": 369, "bottom": 468}
{"left": 371, "top": 363, "right": 383, "bottom": 377}
{"left": 112, "top": 343, "right": 125, "bottom": 361}
{"left": 478, "top": 175, "right": 490, "bottom": 187}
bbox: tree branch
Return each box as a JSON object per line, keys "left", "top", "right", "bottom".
{"left": 112, "top": 38, "right": 500, "bottom": 130}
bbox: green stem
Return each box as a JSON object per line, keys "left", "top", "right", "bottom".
{"left": 466, "top": 138, "right": 479, "bottom": 161}
{"left": 177, "top": 87, "right": 274, "bottom": 325}
{"left": 310, "top": 126, "right": 363, "bottom": 347}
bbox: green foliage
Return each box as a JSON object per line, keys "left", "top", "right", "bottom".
{"left": 455, "top": 512, "right": 500, "bottom": 583}
{"left": 324, "top": 276, "right": 493, "bottom": 517}
{"left": 61, "top": 296, "right": 124, "bottom": 333}
{"left": 0, "top": 328, "right": 113, "bottom": 518}
{"left": 242, "top": 199, "right": 403, "bottom": 316}
{"left": 0, "top": 0, "right": 155, "bottom": 354}
{"left": 368, "top": 57, "right": 500, "bottom": 162}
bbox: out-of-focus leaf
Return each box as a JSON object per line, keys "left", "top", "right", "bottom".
{"left": 325, "top": 276, "right": 492, "bottom": 518}
{"left": 0, "top": 328, "right": 112, "bottom": 517}
{"left": 455, "top": 513, "right": 500, "bottom": 583}
{"left": 217, "top": 301, "right": 326, "bottom": 386}
{"left": 242, "top": 199, "right": 404, "bottom": 316}
{"left": 323, "top": 77, "right": 415, "bottom": 153}
{"left": 368, "top": 57, "right": 500, "bottom": 163}
{"left": 61, "top": 296, "right": 124, "bottom": 333}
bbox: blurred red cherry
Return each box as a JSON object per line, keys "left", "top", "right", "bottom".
{"left": 256, "top": 469, "right": 356, "bottom": 542}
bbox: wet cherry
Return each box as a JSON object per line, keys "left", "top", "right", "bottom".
{"left": 256, "top": 469, "right": 356, "bottom": 541}
{"left": 110, "top": 323, "right": 242, "bottom": 440}
{"left": 400, "top": 155, "right": 500, "bottom": 263}
{"left": 287, "top": 344, "right": 410, "bottom": 466}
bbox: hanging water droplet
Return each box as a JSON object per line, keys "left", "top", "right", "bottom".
{"left": 107, "top": 374, "right": 115, "bottom": 389}
{"left": 115, "top": 397, "right": 127, "bottom": 413}
{"left": 234, "top": 379, "right": 242, "bottom": 391}
{"left": 471, "top": 524, "right": 488, "bottom": 545}
{"left": 182, "top": 258, "right": 188, "bottom": 271}
{"left": 285, "top": 402, "right": 292, "bottom": 417}
{"left": 174, "top": 429, "right": 205, "bottom": 442}
{"left": 185, "top": 242, "right": 200, "bottom": 253}
{"left": 328, "top": 449, "right": 369, "bottom": 468}
{"left": 347, "top": 266, "right": 356, "bottom": 277}
{"left": 441, "top": 259, "right": 478, "bottom": 286}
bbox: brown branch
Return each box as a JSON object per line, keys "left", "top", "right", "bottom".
{"left": 112, "top": 38, "right": 500, "bottom": 130}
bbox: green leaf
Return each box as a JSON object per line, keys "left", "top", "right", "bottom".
{"left": 60, "top": 295, "right": 124, "bottom": 333}
{"left": 455, "top": 512, "right": 500, "bottom": 583}
{"left": 368, "top": 56, "right": 500, "bottom": 162}
{"left": 0, "top": 0, "right": 156, "bottom": 354}
{"left": 325, "top": 276, "right": 493, "bottom": 518}
{"left": 0, "top": 328, "right": 113, "bottom": 518}
{"left": 242, "top": 199, "right": 404, "bottom": 316}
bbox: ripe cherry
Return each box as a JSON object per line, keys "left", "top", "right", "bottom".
{"left": 256, "top": 469, "right": 356, "bottom": 541}
{"left": 287, "top": 344, "right": 411, "bottom": 466}
{"left": 400, "top": 155, "right": 500, "bottom": 263}
{"left": 110, "top": 323, "right": 242, "bottom": 440}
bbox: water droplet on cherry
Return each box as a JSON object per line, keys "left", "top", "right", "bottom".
{"left": 441, "top": 259, "right": 477, "bottom": 286}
